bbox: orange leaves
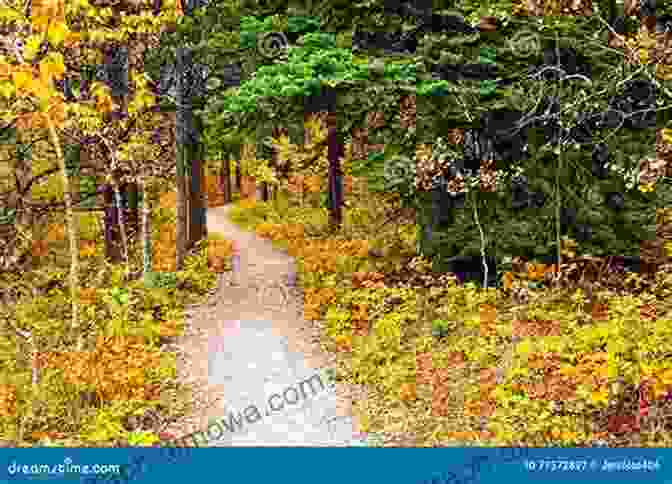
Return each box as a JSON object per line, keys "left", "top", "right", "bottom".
{"left": 204, "top": 175, "right": 226, "bottom": 207}
{"left": 46, "top": 223, "right": 66, "bottom": 242}
{"left": 591, "top": 302, "right": 609, "bottom": 321}
{"left": 351, "top": 302, "right": 369, "bottom": 321}
{"left": 511, "top": 319, "right": 562, "bottom": 338}
{"left": 255, "top": 223, "right": 304, "bottom": 242}
{"left": 415, "top": 351, "right": 468, "bottom": 417}
{"left": 207, "top": 239, "right": 233, "bottom": 273}
{"left": 285, "top": 175, "right": 343, "bottom": 194}
{"left": 527, "top": 263, "right": 557, "bottom": 281}
{"left": 479, "top": 304, "right": 498, "bottom": 337}
{"left": 153, "top": 221, "right": 177, "bottom": 272}
{"left": 298, "top": 239, "right": 369, "bottom": 274}
{"left": 303, "top": 287, "right": 336, "bottom": 320}
{"left": 502, "top": 271, "right": 516, "bottom": 291}
{"left": 343, "top": 176, "right": 354, "bottom": 194}
{"left": 398, "top": 382, "right": 417, "bottom": 402}
{"left": 415, "top": 352, "right": 434, "bottom": 386}
{"left": 31, "top": 0, "right": 65, "bottom": 23}
{"left": 0, "top": 384, "right": 16, "bottom": 417}
{"left": 79, "top": 287, "right": 98, "bottom": 305}
{"left": 79, "top": 240, "right": 97, "bottom": 258}
{"left": 502, "top": 262, "right": 559, "bottom": 291}
{"left": 445, "top": 430, "right": 494, "bottom": 443}
{"left": 352, "top": 271, "right": 385, "bottom": 289}
{"left": 463, "top": 394, "right": 496, "bottom": 418}
{"left": 158, "top": 191, "right": 177, "bottom": 209}
{"left": 39, "top": 336, "right": 162, "bottom": 402}
{"left": 304, "top": 175, "right": 323, "bottom": 194}
{"left": 31, "top": 239, "right": 49, "bottom": 257}
{"left": 548, "top": 429, "right": 579, "bottom": 442}
{"left": 639, "top": 366, "right": 672, "bottom": 400}
{"left": 351, "top": 302, "right": 370, "bottom": 337}
{"left": 334, "top": 334, "right": 352, "bottom": 352}
{"left": 640, "top": 303, "right": 657, "bottom": 322}
{"left": 157, "top": 319, "right": 182, "bottom": 338}
{"left": 287, "top": 175, "right": 305, "bottom": 194}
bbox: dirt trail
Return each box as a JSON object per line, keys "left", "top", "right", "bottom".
{"left": 162, "top": 204, "right": 370, "bottom": 445}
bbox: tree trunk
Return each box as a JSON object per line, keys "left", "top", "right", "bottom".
{"left": 45, "top": 117, "right": 81, "bottom": 349}
{"left": 110, "top": 171, "right": 130, "bottom": 267}
{"left": 235, "top": 159, "right": 242, "bottom": 192}
{"left": 220, "top": 155, "right": 232, "bottom": 203}
{"left": 103, "top": 185, "right": 122, "bottom": 263}
{"left": 139, "top": 175, "right": 153, "bottom": 279}
{"left": 327, "top": 112, "right": 343, "bottom": 229}
{"left": 175, "top": 144, "right": 187, "bottom": 271}
{"left": 188, "top": 142, "right": 206, "bottom": 250}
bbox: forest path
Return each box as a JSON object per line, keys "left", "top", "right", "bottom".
{"left": 162, "top": 204, "right": 371, "bottom": 446}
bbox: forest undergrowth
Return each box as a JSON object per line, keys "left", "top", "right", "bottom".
{"left": 0, "top": 176, "right": 231, "bottom": 447}
{"left": 226, "top": 178, "right": 672, "bottom": 447}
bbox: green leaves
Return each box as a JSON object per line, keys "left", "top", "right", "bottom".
{"left": 143, "top": 271, "right": 178, "bottom": 289}
{"left": 0, "top": 207, "right": 16, "bottom": 224}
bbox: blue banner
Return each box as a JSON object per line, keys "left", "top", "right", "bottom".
{"left": 1, "top": 448, "right": 667, "bottom": 484}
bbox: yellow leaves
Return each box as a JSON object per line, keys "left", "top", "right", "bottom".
{"left": 11, "top": 69, "right": 34, "bottom": 93}
{"left": 0, "top": 82, "right": 16, "bottom": 99}
{"left": 22, "top": 34, "right": 45, "bottom": 62}
{"left": 638, "top": 182, "right": 655, "bottom": 193}
{"left": 589, "top": 389, "right": 609, "bottom": 406}
{"left": 128, "top": 90, "right": 156, "bottom": 115}
{"left": 659, "top": 368, "right": 672, "bottom": 386}
{"left": 656, "top": 63, "right": 672, "bottom": 81}
{"left": 663, "top": 129, "right": 672, "bottom": 146}
{"left": 47, "top": 21, "right": 68, "bottom": 46}
{"left": 515, "top": 338, "right": 533, "bottom": 357}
